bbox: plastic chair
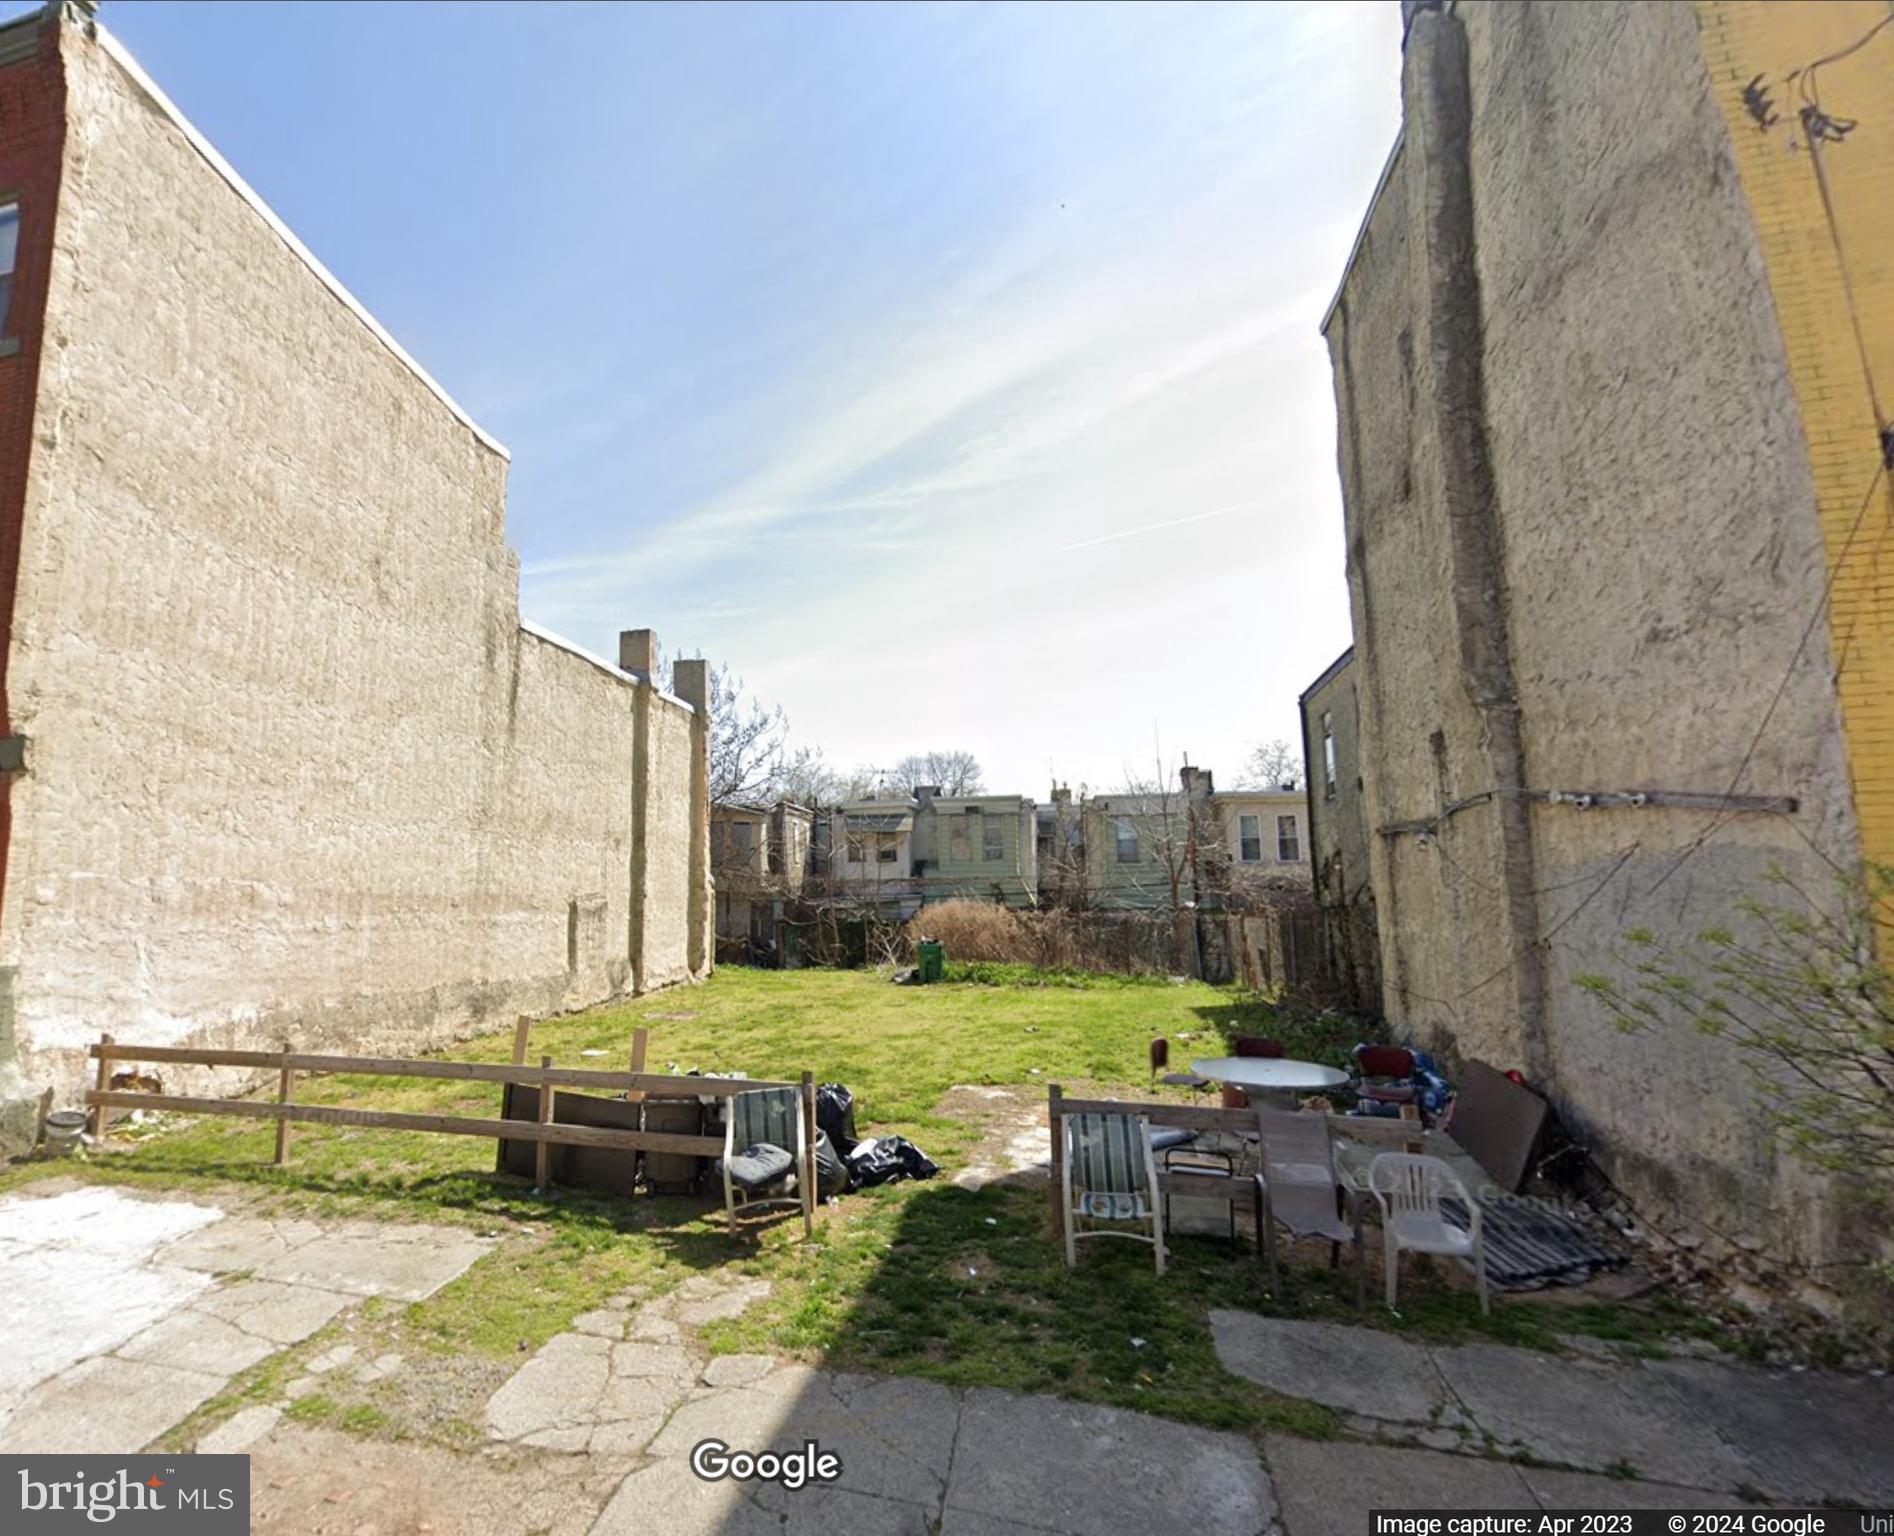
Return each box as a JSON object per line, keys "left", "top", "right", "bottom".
{"left": 1149, "top": 1038, "right": 1210, "bottom": 1093}
{"left": 1257, "top": 1108, "right": 1365, "bottom": 1311}
{"left": 1062, "top": 1112, "right": 1166, "bottom": 1274}
{"left": 1366, "top": 1151, "right": 1488, "bottom": 1314}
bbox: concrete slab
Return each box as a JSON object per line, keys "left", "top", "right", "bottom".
{"left": 1266, "top": 1436, "right": 1534, "bottom": 1536}
{"left": 1434, "top": 1343, "right": 1748, "bottom": 1491}
{"left": 111, "top": 1306, "right": 276, "bottom": 1377}
{"left": 196, "top": 1404, "right": 282, "bottom": 1454}
{"left": 187, "top": 1277, "right": 351, "bottom": 1344}
{"left": 947, "top": 1387, "right": 1273, "bottom": 1536}
{"left": 252, "top": 1220, "right": 492, "bottom": 1299}
{"left": 1211, "top": 1310, "right": 1448, "bottom": 1424}
{"left": 0, "top": 1188, "right": 221, "bottom": 1420}
{"left": 675, "top": 1276, "right": 773, "bottom": 1326}
{"left": 487, "top": 1332, "right": 614, "bottom": 1443}
{"left": 155, "top": 1212, "right": 324, "bottom": 1273}
{"left": 1518, "top": 1468, "right": 1760, "bottom": 1510}
{"left": 588, "top": 1455, "right": 793, "bottom": 1536}
{"left": 0, "top": 1353, "right": 224, "bottom": 1453}
{"left": 1645, "top": 1359, "right": 1894, "bottom": 1504}
{"left": 703, "top": 1353, "right": 778, "bottom": 1387}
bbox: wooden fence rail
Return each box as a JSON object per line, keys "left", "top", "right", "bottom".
{"left": 83, "top": 1031, "right": 817, "bottom": 1231}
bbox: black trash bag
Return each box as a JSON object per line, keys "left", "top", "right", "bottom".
{"left": 816, "top": 1083, "right": 860, "bottom": 1157}
{"left": 848, "top": 1135, "right": 939, "bottom": 1188}
{"left": 811, "top": 1128, "right": 851, "bottom": 1201}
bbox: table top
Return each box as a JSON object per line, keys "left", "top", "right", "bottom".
{"left": 1190, "top": 1056, "right": 1352, "bottom": 1091}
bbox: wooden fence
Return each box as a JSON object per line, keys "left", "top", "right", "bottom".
{"left": 83, "top": 1027, "right": 819, "bottom": 1236}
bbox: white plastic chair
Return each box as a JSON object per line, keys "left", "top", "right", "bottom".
{"left": 1366, "top": 1151, "right": 1488, "bottom": 1314}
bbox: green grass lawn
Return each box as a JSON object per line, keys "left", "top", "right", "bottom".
{"left": 1, "top": 966, "right": 1715, "bottom": 1443}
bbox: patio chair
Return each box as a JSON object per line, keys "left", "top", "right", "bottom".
{"left": 1149, "top": 1037, "right": 1210, "bottom": 1094}
{"left": 1366, "top": 1151, "right": 1489, "bottom": 1315}
{"left": 1062, "top": 1112, "right": 1166, "bottom": 1274}
{"left": 719, "top": 1086, "right": 808, "bottom": 1236}
{"left": 1233, "top": 1037, "right": 1285, "bottom": 1058}
{"left": 1353, "top": 1044, "right": 1418, "bottom": 1112}
{"left": 1256, "top": 1108, "right": 1364, "bottom": 1312}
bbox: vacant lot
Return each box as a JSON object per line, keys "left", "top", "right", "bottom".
{"left": 0, "top": 968, "right": 1714, "bottom": 1446}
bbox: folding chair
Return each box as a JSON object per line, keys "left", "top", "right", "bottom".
{"left": 719, "top": 1085, "right": 808, "bottom": 1235}
{"left": 1062, "top": 1112, "right": 1166, "bottom": 1274}
{"left": 1257, "top": 1108, "right": 1364, "bottom": 1311}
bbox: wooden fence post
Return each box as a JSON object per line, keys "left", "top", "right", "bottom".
{"left": 511, "top": 1016, "right": 533, "bottom": 1068}
{"left": 274, "top": 1040, "right": 294, "bottom": 1166}
{"left": 800, "top": 1069, "right": 816, "bottom": 1239}
{"left": 90, "top": 1033, "right": 114, "bottom": 1141}
{"left": 627, "top": 1027, "right": 648, "bottom": 1104}
{"left": 1047, "top": 1083, "right": 1064, "bottom": 1242}
{"left": 535, "top": 1054, "right": 555, "bottom": 1193}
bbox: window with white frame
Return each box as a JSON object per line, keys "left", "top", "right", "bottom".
{"left": 949, "top": 814, "right": 971, "bottom": 862}
{"left": 1115, "top": 818, "right": 1139, "bottom": 863}
{"left": 846, "top": 833, "right": 867, "bottom": 865}
{"left": 877, "top": 837, "right": 899, "bottom": 864}
{"left": 1277, "top": 814, "right": 1301, "bottom": 862}
{"left": 983, "top": 810, "right": 1004, "bottom": 862}
{"left": 1238, "top": 814, "right": 1262, "bottom": 862}
{"left": 1322, "top": 712, "right": 1337, "bottom": 800}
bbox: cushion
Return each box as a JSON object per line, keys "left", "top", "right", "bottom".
{"left": 1147, "top": 1126, "right": 1195, "bottom": 1153}
{"left": 1079, "top": 1191, "right": 1150, "bottom": 1221}
{"left": 719, "top": 1142, "right": 794, "bottom": 1191}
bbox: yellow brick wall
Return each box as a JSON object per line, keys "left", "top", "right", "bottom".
{"left": 1696, "top": 1, "right": 1894, "bottom": 875}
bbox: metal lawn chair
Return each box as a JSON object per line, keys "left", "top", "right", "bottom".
{"left": 1062, "top": 1111, "right": 1166, "bottom": 1274}
{"left": 1367, "top": 1151, "right": 1488, "bottom": 1314}
{"left": 719, "top": 1085, "right": 808, "bottom": 1235}
{"left": 1256, "top": 1108, "right": 1364, "bottom": 1311}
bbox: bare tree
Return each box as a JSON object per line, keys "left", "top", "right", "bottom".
{"left": 661, "top": 650, "right": 788, "bottom": 806}
{"left": 1238, "top": 737, "right": 1303, "bottom": 791}
{"left": 888, "top": 750, "right": 985, "bottom": 795}
{"left": 773, "top": 745, "right": 876, "bottom": 808}
{"left": 1092, "top": 760, "right": 1205, "bottom": 918}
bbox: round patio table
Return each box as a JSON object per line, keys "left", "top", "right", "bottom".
{"left": 1190, "top": 1057, "right": 1351, "bottom": 1092}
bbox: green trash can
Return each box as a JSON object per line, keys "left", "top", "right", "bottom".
{"left": 915, "top": 939, "right": 946, "bottom": 984}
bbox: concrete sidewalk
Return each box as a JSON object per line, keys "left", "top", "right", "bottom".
{"left": 3, "top": 1184, "right": 1890, "bottom": 1536}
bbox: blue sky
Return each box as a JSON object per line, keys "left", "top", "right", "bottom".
{"left": 85, "top": 0, "right": 1401, "bottom": 795}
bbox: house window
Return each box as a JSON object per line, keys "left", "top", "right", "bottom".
{"left": 1239, "top": 814, "right": 1262, "bottom": 862}
{"left": 877, "top": 838, "right": 899, "bottom": 864}
{"left": 1322, "top": 712, "right": 1337, "bottom": 801}
{"left": 0, "top": 201, "right": 17, "bottom": 340}
{"left": 983, "top": 811, "right": 1004, "bottom": 862}
{"left": 846, "top": 834, "right": 867, "bottom": 864}
{"left": 949, "top": 814, "right": 971, "bottom": 862}
{"left": 729, "top": 821, "right": 755, "bottom": 863}
{"left": 1277, "top": 814, "right": 1301, "bottom": 862}
{"left": 1115, "top": 818, "right": 1139, "bottom": 863}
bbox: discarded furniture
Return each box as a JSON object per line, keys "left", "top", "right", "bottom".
{"left": 1060, "top": 1111, "right": 1166, "bottom": 1274}
{"left": 1257, "top": 1107, "right": 1365, "bottom": 1312}
{"left": 1445, "top": 1059, "right": 1551, "bottom": 1193}
{"left": 1352, "top": 1044, "right": 1418, "bottom": 1112}
{"left": 82, "top": 1033, "right": 818, "bottom": 1240}
{"left": 1367, "top": 1151, "right": 1488, "bottom": 1314}
{"left": 720, "top": 1084, "right": 813, "bottom": 1236}
{"left": 1191, "top": 1056, "right": 1350, "bottom": 1108}
{"left": 1233, "top": 1037, "right": 1285, "bottom": 1058}
{"left": 1149, "top": 1038, "right": 1210, "bottom": 1093}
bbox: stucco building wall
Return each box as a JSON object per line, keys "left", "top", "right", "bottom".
{"left": 1325, "top": 1, "right": 1869, "bottom": 1271}
{"left": 1300, "top": 650, "right": 1380, "bottom": 1015}
{"left": 0, "top": 14, "right": 708, "bottom": 1109}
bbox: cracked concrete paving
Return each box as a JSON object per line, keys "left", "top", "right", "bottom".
{"left": 1212, "top": 1310, "right": 1894, "bottom": 1506}
{"left": 0, "top": 1184, "right": 492, "bottom": 1454}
